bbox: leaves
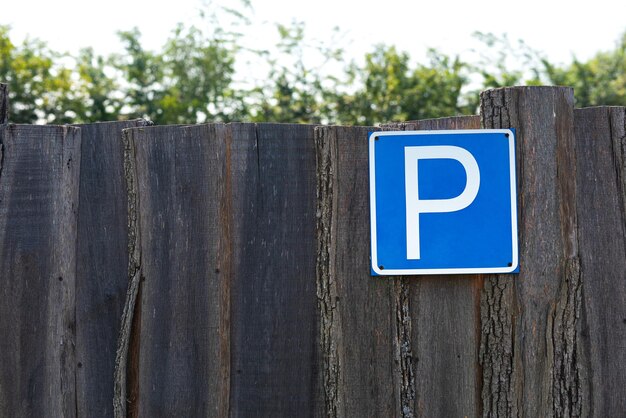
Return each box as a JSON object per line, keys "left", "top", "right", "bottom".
{"left": 0, "top": 20, "right": 624, "bottom": 125}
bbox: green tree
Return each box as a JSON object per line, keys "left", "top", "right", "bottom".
{"left": 1, "top": 16, "right": 625, "bottom": 125}
{"left": 247, "top": 21, "right": 344, "bottom": 124}
{"left": 335, "top": 46, "right": 473, "bottom": 125}
{"left": 544, "top": 32, "right": 626, "bottom": 107}
{"left": 471, "top": 32, "right": 544, "bottom": 89}
{"left": 0, "top": 25, "right": 79, "bottom": 123}
{"left": 112, "top": 24, "right": 241, "bottom": 124}
{"left": 111, "top": 28, "right": 165, "bottom": 122}
{"left": 73, "top": 47, "right": 122, "bottom": 121}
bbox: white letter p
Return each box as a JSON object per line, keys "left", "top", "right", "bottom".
{"left": 404, "top": 145, "right": 480, "bottom": 260}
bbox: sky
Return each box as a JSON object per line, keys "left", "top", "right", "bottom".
{"left": 2, "top": 0, "right": 625, "bottom": 69}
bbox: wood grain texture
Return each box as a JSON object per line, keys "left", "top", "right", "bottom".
{"left": 74, "top": 120, "right": 147, "bottom": 418}
{"left": 385, "top": 116, "right": 483, "bottom": 418}
{"left": 574, "top": 106, "right": 626, "bottom": 417}
{"left": 315, "top": 125, "right": 398, "bottom": 417}
{"left": 0, "top": 125, "right": 81, "bottom": 417}
{"left": 118, "top": 124, "right": 231, "bottom": 417}
{"left": 229, "top": 123, "right": 319, "bottom": 417}
{"left": 0, "top": 83, "right": 7, "bottom": 124}
{"left": 479, "top": 87, "right": 581, "bottom": 417}
{"left": 116, "top": 123, "right": 320, "bottom": 417}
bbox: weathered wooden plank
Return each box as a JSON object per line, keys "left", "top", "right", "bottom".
{"left": 0, "top": 125, "right": 81, "bottom": 417}
{"left": 74, "top": 120, "right": 147, "bottom": 418}
{"left": 315, "top": 125, "right": 399, "bottom": 417}
{"left": 115, "top": 123, "right": 320, "bottom": 417}
{"left": 114, "top": 124, "right": 231, "bottom": 417}
{"left": 385, "top": 116, "right": 483, "bottom": 418}
{"left": 574, "top": 106, "right": 626, "bottom": 417}
{"left": 479, "top": 87, "right": 581, "bottom": 417}
{"left": 229, "top": 123, "right": 319, "bottom": 417}
{"left": 0, "top": 83, "right": 7, "bottom": 124}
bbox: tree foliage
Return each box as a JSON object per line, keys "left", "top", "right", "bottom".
{"left": 0, "top": 19, "right": 624, "bottom": 125}
{"left": 543, "top": 33, "right": 626, "bottom": 107}
{"left": 334, "top": 46, "right": 473, "bottom": 125}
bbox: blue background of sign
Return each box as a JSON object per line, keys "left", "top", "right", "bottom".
{"left": 372, "top": 131, "right": 516, "bottom": 272}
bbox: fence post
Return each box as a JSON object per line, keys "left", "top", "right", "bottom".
{"left": 574, "top": 106, "right": 626, "bottom": 416}
{"left": 0, "top": 125, "right": 81, "bottom": 417}
{"left": 0, "top": 83, "right": 7, "bottom": 124}
{"left": 479, "top": 86, "right": 581, "bottom": 417}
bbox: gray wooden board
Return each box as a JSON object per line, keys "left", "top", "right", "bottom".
{"left": 229, "top": 123, "right": 319, "bottom": 417}
{"left": 0, "top": 83, "right": 7, "bottom": 124}
{"left": 315, "top": 125, "right": 398, "bottom": 417}
{"left": 386, "top": 116, "right": 483, "bottom": 418}
{"left": 74, "top": 120, "right": 147, "bottom": 417}
{"left": 124, "top": 123, "right": 320, "bottom": 417}
{"left": 0, "top": 125, "right": 81, "bottom": 417}
{"left": 127, "top": 124, "right": 230, "bottom": 417}
{"left": 479, "top": 87, "right": 582, "bottom": 417}
{"left": 574, "top": 106, "right": 626, "bottom": 417}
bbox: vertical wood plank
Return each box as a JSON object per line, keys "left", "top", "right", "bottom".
{"left": 0, "top": 125, "right": 81, "bottom": 417}
{"left": 479, "top": 87, "right": 582, "bottom": 417}
{"left": 315, "top": 125, "right": 399, "bottom": 417}
{"left": 385, "top": 116, "right": 483, "bottom": 418}
{"left": 574, "top": 106, "right": 626, "bottom": 417}
{"left": 0, "top": 83, "right": 7, "bottom": 124}
{"left": 119, "top": 125, "right": 231, "bottom": 417}
{"left": 116, "top": 123, "right": 320, "bottom": 417}
{"left": 229, "top": 123, "right": 319, "bottom": 417}
{"left": 74, "top": 120, "right": 147, "bottom": 418}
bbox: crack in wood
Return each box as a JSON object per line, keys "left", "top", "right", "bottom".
{"left": 395, "top": 279, "right": 415, "bottom": 418}
{"left": 113, "top": 128, "right": 143, "bottom": 418}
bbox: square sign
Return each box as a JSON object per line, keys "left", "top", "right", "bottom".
{"left": 369, "top": 129, "right": 519, "bottom": 275}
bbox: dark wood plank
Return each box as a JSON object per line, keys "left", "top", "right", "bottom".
{"left": 574, "top": 106, "right": 626, "bottom": 417}
{"left": 315, "top": 125, "right": 399, "bottom": 417}
{"left": 115, "top": 123, "right": 320, "bottom": 417}
{"left": 116, "top": 124, "right": 231, "bottom": 417}
{"left": 0, "top": 83, "right": 7, "bottom": 124}
{"left": 229, "top": 123, "right": 319, "bottom": 417}
{"left": 479, "top": 87, "right": 582, "bottom": 417}
{"left": 74, "top": 120, "right": 147, "bottom": 418}
{"left": 0, "top": 125, "right": 81, "bottom": 417}
{"left": 385, "top": 116, "right": 483, "bottom": 418}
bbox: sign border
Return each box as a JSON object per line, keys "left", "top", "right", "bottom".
{"left": 369, "top": 129, "right": 519, "bottom": 276}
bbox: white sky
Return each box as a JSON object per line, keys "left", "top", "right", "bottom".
{"left": 2, "top": 0, "right": 625, "bottom": 69}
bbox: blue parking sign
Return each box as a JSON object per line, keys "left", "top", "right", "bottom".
{"left": 369, "top": 129, "right": 519, "bottom": 275}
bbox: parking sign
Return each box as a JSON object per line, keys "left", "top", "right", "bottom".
{"left": 369, "top": 129, "right": 519, "bottom": 275}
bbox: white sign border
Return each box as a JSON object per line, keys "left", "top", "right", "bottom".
{"left": 369, "top": 129, "right": 519, "bottom": 276}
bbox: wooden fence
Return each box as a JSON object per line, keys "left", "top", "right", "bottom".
{"left": 0, "top": 84, "right": 625, "bottom": 417}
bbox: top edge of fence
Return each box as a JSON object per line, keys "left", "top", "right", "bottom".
{"left": 480, "top": 85, "right": 574, "bottom": 94}
{"left": 121, "top": 121, "right": 326, "bottom": 132}
{"left": 1, "top": 123, "right": 81, "bottom": 133}
{"left": 379, "top": 115, "right": 480, "bottom": 127}
{"left": 73, "top": 118, "right": 150, "bottom": 127}
{"left": 574, "top": 105, "right": 626, "bottom": 111}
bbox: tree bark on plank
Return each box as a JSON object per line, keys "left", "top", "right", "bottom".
{"left": 479, "top": 86, "right": 582, "bottom": 418}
